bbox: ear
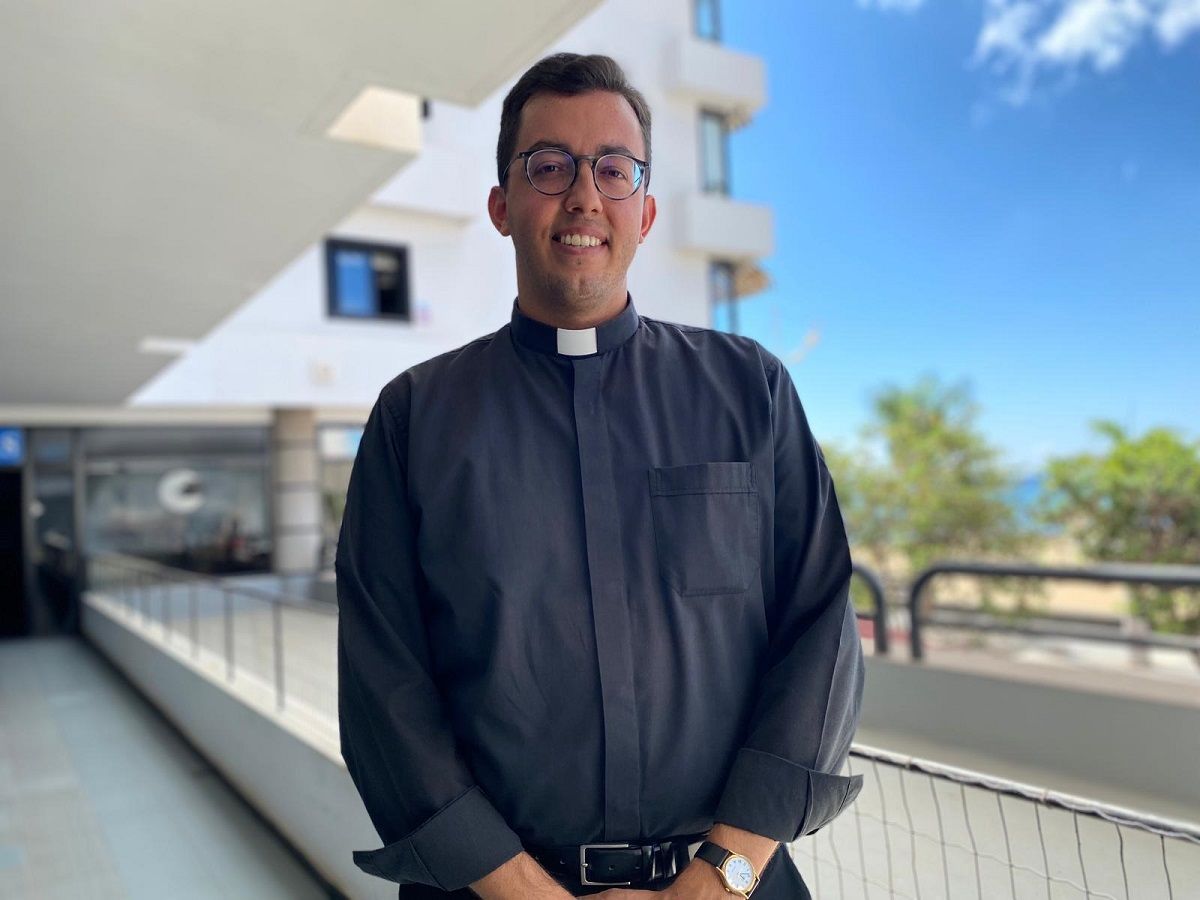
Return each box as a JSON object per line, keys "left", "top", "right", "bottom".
{"left": 488, "top": 185, "right": 510, "bottom": 237}
{"left": 638, "top": 193, "right": 657, "bottom": 244}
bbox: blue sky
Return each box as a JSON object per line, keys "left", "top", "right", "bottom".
{"left": 722, "top": 1, "right": 1200, "bottom": 473}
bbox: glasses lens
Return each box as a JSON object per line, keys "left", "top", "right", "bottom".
{"left": 526, "top": 149, "right": 575, "bottom": 194}
{"left": 595, "top": 154, "right": 641, "bottom": 199}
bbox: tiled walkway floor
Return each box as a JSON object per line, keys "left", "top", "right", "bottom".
{"left": 0, "top": 636, "right": 331, "bottom": 900}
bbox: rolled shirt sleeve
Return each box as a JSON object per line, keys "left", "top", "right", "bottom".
{"left": 336, "top": 381, "right": 523, "bottom": 890}
{"left": 714, "top": 352, "right": 865, "bottom": 842}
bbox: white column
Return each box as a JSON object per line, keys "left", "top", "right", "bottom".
{"left": 270, "top": 409, "right": 321, "bottom": 574}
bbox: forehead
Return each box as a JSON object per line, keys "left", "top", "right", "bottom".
{"left": 515, "top": 90, "right": 645, "bottom": 157}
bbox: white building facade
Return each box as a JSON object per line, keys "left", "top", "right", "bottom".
{"left": 134, "top": 0, "right": 772, "bottom": 412}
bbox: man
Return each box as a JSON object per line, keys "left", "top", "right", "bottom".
{"left": 337, "top": 54, "right": 863, "bottom": 899}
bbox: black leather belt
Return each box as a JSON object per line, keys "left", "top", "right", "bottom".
{"left": 529, "top": 833, "right": 708, "bottom": 887}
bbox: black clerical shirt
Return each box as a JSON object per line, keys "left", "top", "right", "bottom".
{"left": 336, "top": 296, "right": 864, "bottom": 894}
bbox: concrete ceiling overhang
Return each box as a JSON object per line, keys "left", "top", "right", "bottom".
{"left": 0, "top": 0, "right": 599, "bottom": 405}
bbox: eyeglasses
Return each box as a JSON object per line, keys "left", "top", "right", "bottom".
{"left": 501, "top": 148, "right": 649, "bottom": 200}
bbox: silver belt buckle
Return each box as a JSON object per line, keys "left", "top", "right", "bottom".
{"left": 579, "top": 842, "right": 634, "bottom": 886}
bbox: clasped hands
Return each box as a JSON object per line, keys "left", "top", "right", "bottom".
{"left": 583, "top": 857, "right": 737, "bottom": 899}
{"left": 586, "top": 822, "right": 777, "bottom": 899}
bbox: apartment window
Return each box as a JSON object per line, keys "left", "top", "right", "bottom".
{"left": 699, "top": 111, "right": 730, "bottom": 195}
{"left": 326, "top": 239, "right": 410, "bottom": 320}
{"left": 710, "top": 261, "right": 738, "bottom": 333}
{"left": 694, "top": 0, "right": 721, "bottom": 41}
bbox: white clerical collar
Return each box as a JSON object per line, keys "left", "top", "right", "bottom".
{"left": 556, "top": 327, "right": 598, "bottom": 356}
{"left": 509, "top": 296, "right": 641, "bottom": 358}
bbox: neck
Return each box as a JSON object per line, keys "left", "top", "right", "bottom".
{"left": 516, "top": 289, "right": 628, "bottom": 330}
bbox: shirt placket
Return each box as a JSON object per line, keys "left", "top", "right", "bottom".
{"left": 571, "top": 353, "right": 642, "bottom": 840}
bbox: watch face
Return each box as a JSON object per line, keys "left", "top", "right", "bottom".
{"left": 723, "top": 855, "right": 755, "bottom": 892}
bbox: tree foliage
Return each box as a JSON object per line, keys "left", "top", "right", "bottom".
{"left": 1037, "top": 421, "right": 1200, "bottom": 635}
{"left": 825, "top": 374, "right": 1036, "bottom": 611}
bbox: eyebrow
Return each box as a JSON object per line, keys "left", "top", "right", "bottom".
{"left": 525, "top": 139, "right": 639, "bottom": 157}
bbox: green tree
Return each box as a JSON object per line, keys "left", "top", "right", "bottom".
{"left": 1038, "top": 421, "right": 1200, "bottom": 635}
{"left": 824, "top": 374, "right": 1037, "bottom": 613}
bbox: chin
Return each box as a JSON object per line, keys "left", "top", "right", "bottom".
{"left": 545, "top": 274, "right": 617, "bottom": 309}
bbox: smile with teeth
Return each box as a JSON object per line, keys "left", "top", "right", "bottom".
{"left": 555, "top": 234, "right": 606, "bottom": 247}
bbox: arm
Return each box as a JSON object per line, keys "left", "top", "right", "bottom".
{"left": 471, "top": 852, "right": 573, "bottom": 899}
{"left": 598, "top": 356, "right": 864, "bottom": 900}
{"left": 338, "top": 383, "right": 560, "bottom": 895}
{"left": 711, "top": 351, "right": 865, "bottom": 843}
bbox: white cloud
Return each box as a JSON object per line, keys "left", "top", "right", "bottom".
{"left": 1156, "top": 0, "right": 1200, "bottom": 46}
{"left": 1036, "top": 0, "right": 1149, "bottom": 70}
{"left": 857, "top": 0, "right": 928, "bottom": 12}
{"left": 973, "top": 0, "right": 1200, "bottom": 104}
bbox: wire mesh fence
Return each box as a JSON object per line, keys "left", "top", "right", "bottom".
{"left": 793, "top": 745, "right": 1200, "bottom": 899}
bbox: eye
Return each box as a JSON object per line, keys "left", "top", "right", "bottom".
{"left": 597, "top": 156, "right": 637, "bottom": 184}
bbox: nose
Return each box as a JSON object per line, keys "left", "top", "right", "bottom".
{"left": 564, "top": 158, "right": 604, "bottom": 214}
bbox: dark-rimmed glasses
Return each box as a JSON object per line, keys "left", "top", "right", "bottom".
{"left": 501, "top": 148, "right": 649, "bottom": 200}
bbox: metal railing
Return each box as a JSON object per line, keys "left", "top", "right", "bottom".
{"left": 854, "top": 562, "right": 890, "bottom": 656}
{"left": 87, "top": 553, "right": 338, "bottom": 727}
{"left": 87, "top": 554, "right": 1200, "bottom": 896}
{"left": 906, "top": 561, "right": 1200, "bottom": 661}
{"left": 795, "top": 745, "right": 1200, "bottom": 900}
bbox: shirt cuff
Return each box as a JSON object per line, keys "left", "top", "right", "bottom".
{"left": 714, "top": 747, "right": 863, "bottom": 842}
{"left": 351, "top": 785, "right": 524, "bottom": 890}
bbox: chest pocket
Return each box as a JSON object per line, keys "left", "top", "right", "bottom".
{"left": 649, "top": 462, "right": 759, "bottom": 596}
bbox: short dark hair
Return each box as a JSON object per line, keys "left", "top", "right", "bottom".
{"left": 496, "top": 53, "right": 652, "bottom": 185}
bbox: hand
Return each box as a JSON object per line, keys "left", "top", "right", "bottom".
{"left": 586, "top": 863, "right": 727, "bottom": 899}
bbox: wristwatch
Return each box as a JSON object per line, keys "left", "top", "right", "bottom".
{"left": 695, "top": 840, "right": 760, "bottom": 897}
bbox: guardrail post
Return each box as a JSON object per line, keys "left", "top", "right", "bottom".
{"left": 162, "top": 574, "right": 172, "bottom": 642}
{"left": 852, "top": 563, "right": 889, "bottom": 656}
{"left": 273, "top": 601, "right": 285, "bottom": 712}
{"left": 224, "top": 588, "right": 234, "bottom": 681}
{"left": 909, "top": 570, "right": 933, "bottom": 662}
{"left": 190, "top": 579, "right": 199, "bottom": 659}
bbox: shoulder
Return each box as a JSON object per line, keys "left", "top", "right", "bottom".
{"left": 637, "top": 315, "right": 785, "bottom": 379}
{"left": 376, "top": 330, "right": 502, "bottom": 416}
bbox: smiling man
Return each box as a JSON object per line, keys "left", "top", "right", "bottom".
{"left": 336, "top": 54, "right": 864, "bottom": 899}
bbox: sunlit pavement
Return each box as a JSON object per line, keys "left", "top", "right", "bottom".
{"left": 0, "top": 637, "right": 332, "bottom": 900}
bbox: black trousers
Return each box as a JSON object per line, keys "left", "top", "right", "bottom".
{"left": 395, "top": 846, "right": 812, "bottom": 899}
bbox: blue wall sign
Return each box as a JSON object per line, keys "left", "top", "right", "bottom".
{"left": 0, "top": 428, "right": 24, "bottom": 466}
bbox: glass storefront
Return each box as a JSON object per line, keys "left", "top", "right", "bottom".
{"left": 83, "top": 427, "right": 271, "bottom": 574}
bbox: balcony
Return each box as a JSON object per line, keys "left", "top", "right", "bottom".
{"left": 70, "top": 554, "right": 1200, "bottom": 898}
{"left": 674, "top": 191, "right": 774, "bottom": 260}
{"left": 370, "top": 142, "right": 485, "bottom": 223}
{"left": 663, "top": 36, "right": 766, "bottom": 127}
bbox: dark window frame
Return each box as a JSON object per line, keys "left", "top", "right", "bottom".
{"left": 325, "top": 238, "right": 412, "bottom": 322}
